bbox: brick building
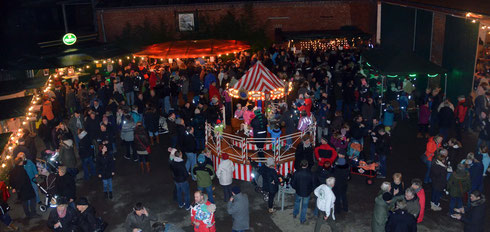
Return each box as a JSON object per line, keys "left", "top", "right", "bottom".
{"left": 95, "top": 0, "right": 377, "bottom": 42}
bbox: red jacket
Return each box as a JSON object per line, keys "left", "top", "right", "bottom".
{"left": 0, "top": 181, "right": 10, "bottom": 202}
{"left": 304, "top": 98, "right": 312, "bottom": 116}
{"left": 454, "top": 100, "right": 468, "bottom": 123}
{"left": 314, "top": 144, "right": 338, "bottom": 167}
{"left": 416, "top": 188, "right": 425, "bottom": 223}
{"left": 191, "top": 200, "right": 216, "bottom": 232}
{"left": 425, "top": 137, "right": 441, "bottom": 161}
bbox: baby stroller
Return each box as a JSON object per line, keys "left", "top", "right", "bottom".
{"left": 33, "top": 173, "right": 57, "bottom": 212}
{"left": 37, "top": 149, "right": 61, "bottom": 177}
{"left": 350, "top": 158, "right": 379, "bottom": 185}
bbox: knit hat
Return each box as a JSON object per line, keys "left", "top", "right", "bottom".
{"left": 382, "top": 192, "right": 393, "bottom": 202}
{"left": 197, "top": 154, "right": 206, "bottom": 164}
{"left": 231, "top": 186, "right": 241, "bottom": 194}
{"left": 222, "top": 153, "right": 229, "bottom": 160}
{"left": 75, "top": 197, "right": 89, "bottom": 206}
{"left": 266, "top": 157, "right": 275, "bottom": 167}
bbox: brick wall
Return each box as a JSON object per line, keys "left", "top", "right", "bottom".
{"left": 430, "top": 12, "right": 446, "bottom": 65}
{"left": 96, "top": 1, "right": 376, "bottom": 42}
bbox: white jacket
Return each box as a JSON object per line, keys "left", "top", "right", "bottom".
{"left": 314, "top": 184, "right": 336, "bottom": 220}
{"left": 217, "top": 159, "right": 235, "bottom": 185}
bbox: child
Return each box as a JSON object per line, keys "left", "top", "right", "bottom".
{"left": 330, "top": 132, "right": 349, "bottom": 155}
{"left": 418, "top": 101, "right": 430, "bottom": 138}
{"left": 297, "top": 111, "right": 312, "bottom": 132}
{"left": 267, "top": 123, "right": 282, "bottom": 151}
{"left": 391, "top": 173, "right": 405, "bottom": 196}
{"left": 234, "top": 103, "right": 244, "bottom": 120}
{"left": 96, "top": 144, "right": 115, "bottom": 199}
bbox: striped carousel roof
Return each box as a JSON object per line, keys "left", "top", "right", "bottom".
{"left": 232, "top": 61, "right": 284, "bottom": 93}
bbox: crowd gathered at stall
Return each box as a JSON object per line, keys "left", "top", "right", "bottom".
{"left": 0, "top": 42, "right": 489, "bottom": 232}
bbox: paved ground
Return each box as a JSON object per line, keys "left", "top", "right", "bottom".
{"left": 3, "top": 118, "right": 490, "bottom": 231}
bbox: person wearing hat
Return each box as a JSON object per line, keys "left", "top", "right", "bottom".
{"left": 47, "top": 197, "right": 79, "bottom": 231}
{"left": 193, "top": 154, "right": 216, "bottom": 204}
{"left": 75, "top": 197, "right": 99, "bottom": 232}
{"left": 227, "top": 186, "right": 250, "bottom": 232}
{"left": 217, "top": 154, "right": 234, "bottom": 202}
{"left": 259, "top": 157, "right": 280, "bottom": 213}
{"left": 372, "top": 182, "right": 395, "bottom": 232}
{"left": 385, "top": 199, "right": 417, "bottom": 232}
{"left": 314, "top": 135, "right": 338, "bottom": 169}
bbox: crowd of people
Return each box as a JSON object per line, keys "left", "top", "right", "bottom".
{"left": 0, "top": 41, "right": 488, "bottom": 232}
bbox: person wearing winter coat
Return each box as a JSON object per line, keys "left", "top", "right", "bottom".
{"left": 291, "top": 160, "right": 315, "bottom": 223}
{"left": 410, "top": 179, "right": 426, "bottom": 223}
{"left": 170, "top": 149, "right": 191, "bottom": 210}
{"left": 121, "top": 114, "right": 137, "bottom": 161}
{"left": 314, "top": 177, "right": 340, "bottom": 232}
{"left": 144, "top": 106, "right": 160, "bottom": 145}
{"left": 193, "top": 154, "right": 216, "bottom": 204}
{"left": 75, "top": 197, "right": 98, "bottom": 232}
{"left": 78, "top": 130, "right": 96, "bottom": 181}
{"left": 134, "top": 123, "right": 151, "bottom": 174}
{"left": 418, "top": 102, "right": 430, "bottom": 138}
{"left": 191, "top": 190, "right": 216, "bottom": 232}
{"left": 38, "top": 117, "right": 54, "bottom": 149}
{"left": 403, "top": 188, "right": 420, "bottom": 219}
{"left": 447, "top": 163, "right": 471, "bottom": 214}
{"left": 59, "top": 138, "right": 77, "bottom": 176}
{"left": 55, "top": 166, "right": 77, "bottom": 204}
{"left": 9, "top": 157, "right": 37, "bottom": 218}
{"left": 16, "top": 152, "right": 40, "bottom": 203}
{"left": 259, "top": 158, "right": 280, "bottom": 213}
{"left": 250, "top": 110, "right": 268, "bottom": 158}
{"left": 314, "top": 136, "right": 338, "bottom": 169}
{"left": 47, "top": 200, "right": 79, "bottom": 232}
{"left": 216, "top": 154, "right": 234, "bottom": 202}
{"left": 385, "top": 199, "right": 417, "bottom": 232}
{"left": 423, "top": 135, "right": 443, "bottom": 183}
{"left": 451, "top": 190, "right": 486, "bottom": 232}
{"left": 430, "top": 152, "right": 448, "bottom": 211}
{"left": 295, "top": 135, "right": 314, "bottom": 171}
{"left": 68, "top": 111, "right": 85, "bottom": 146}
{"left": 125, "top": 202, "right": 157, "bottom": 232}
{"left": 372, "top": 182, "right": 394, "bottom": 232}
{"left": 97, "top": 145, "right": 115, "bottom": 200}
{"left": 227, "top": 186, "right": 250, "bottom": 232}
{"left": 333, "top": 156, "right": 350, "bottom": 213}
{"left": 374, "top": 128, "right": 391, "bottom": 178}
{"left": 183, "top": 126, "right": 198, "bottom": 180}
{"left": 438, "top": 100, "right": 455, "bottom": 141}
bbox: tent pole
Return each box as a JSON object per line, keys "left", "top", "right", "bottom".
{"left": 380, "top": 75, "right": 384, "bottom": 118}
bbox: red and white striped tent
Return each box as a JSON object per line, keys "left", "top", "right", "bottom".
{"left": 229, "top": 61, "right": 286, "bottom": 100}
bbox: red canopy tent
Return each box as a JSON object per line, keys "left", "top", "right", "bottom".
{"left": 229, "top": 61, "right": 288, "bottom": 101}
{"left": 133, "top": 39, "right": 250, "bottom": 59}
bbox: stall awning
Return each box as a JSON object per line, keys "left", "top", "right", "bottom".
{"left": 0, "top": 77, "right": 49, "bottom": 96}
{"left": 362, "top": 48, "right": 447, "bottom": 76}
{"left": 134, "top": 39, "right": 250, "bottom": 59}
{"left": 0, "top": 96, "right": 33, "bottom": 121}
{"left": 280, "top": 28, "right": 370, "bottom": 41}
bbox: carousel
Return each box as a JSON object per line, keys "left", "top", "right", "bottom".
{"left": 206, "top": 61, "right": 317, "bottom": 181}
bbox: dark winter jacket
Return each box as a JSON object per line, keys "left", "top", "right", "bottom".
{"left": 133, "top": 125, "right": 150, "bottom": 152}
{"left": 143, "top": 110, "right": 159, "bottom": 133}
{"left": 461, "top": 196, "right": 486, "bottom": 232}
{"left": 78, "top": 134, "right": 94, "bottom": 160}
{"left": 259, "top": 165, "right": 279, "bottom": 194}
{"left": 97, "top": 153, "right": 115, "bottom": 180}
{"left": 9, "top": 165, "right": 36, "bottom": 201}
{"left": 385, "top": 209, "right": 417, "bottom": 232}
{"left": 333, "top": 162, "right": 350, "bottom": 192}
{"left": 47, "top": 206, "right": 79, "bottom": 232}
{"left": 191, "top": 113, "right": 206, "bottom": 138}
{"left": 294, "top": 143, "right": 314, "bottom": 171}
{"left": 447, "top": 171, "right": 471, "bottom": 198}
{"left": 170, "top": 155, "right": 189, "bottom": 183}
{"left": 182, "top": 132, "right": 197, "bottom": 154}
{"left": 316, "top": 167, "right": 334, "bottom": 187}
{"left": 291, "top": 168, "right": 315, "bottom": 197}
{"left": 430, "top": 160, "right": 448, "bottom": 191}
{"left": 438, "top": 106, "right": 454, "bottom": 128}
{"left": 77, "top": 205, "right": 98, "bottom": 232}
{"left": 55, "top": 173, "right": 76, "bottom": 200}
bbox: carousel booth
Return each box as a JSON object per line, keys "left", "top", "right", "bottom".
{"left": 206, "top": 61, "right": 316, "bottom": 181}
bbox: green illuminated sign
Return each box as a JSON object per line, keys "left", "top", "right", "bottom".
{"left": 409, "top": 74, "right": 417, "bottom": 77}
{"left": 427, "top": 74, "right": 439, "bottom": 78}
{"left": 387, "top": 75, "right": 398, "bottom": 78}
{"left": 62, "top": 33, "right": 77, "bottom": 46}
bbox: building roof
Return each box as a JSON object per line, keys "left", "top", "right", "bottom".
{"left": 385, "top": 0, "right": 490, "bottom": 16}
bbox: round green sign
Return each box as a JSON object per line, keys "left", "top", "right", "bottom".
{"left": 62, "top": 33, "right": 77, "bottom": 45}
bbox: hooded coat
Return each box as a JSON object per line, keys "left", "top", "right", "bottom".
{"left": 461, "top": 196, "right": 486, "bottom": 232}
{"left": 9, "top": 165, "right": 36, "bottom": 201}
{"left": 447, "top": 170, "right": 471, "bottom": 198}
{"left": 385, "top": 209, "right": 417, "bottom": 232}
{"left": 217, "top": 159, "right": 234, "bottom": 186}
{"left": 372, "top": 193, "right": 391, "bottom": 232}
